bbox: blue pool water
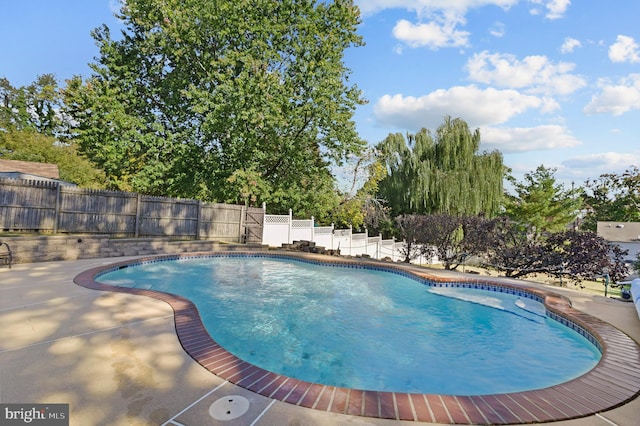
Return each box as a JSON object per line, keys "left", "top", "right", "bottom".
{"left": 98, "top": 255, "right": 601, "bottom": 395}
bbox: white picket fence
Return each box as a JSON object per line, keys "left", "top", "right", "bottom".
{"left": 261, "top": 208, "right": 435, "bottom": 264}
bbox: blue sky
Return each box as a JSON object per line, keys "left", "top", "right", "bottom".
{"left": 1, "top": 1, "right": 639, "bottom": 189}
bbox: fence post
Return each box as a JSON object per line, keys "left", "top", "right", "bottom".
{"left": 195, "top": 200, "right": 201, "bottom": 240}
{"left": 288, "top": 209, "right": 293, "bottom": 244}
{"left": 349, "top": 224, "right": 352, "bottom": 256}
{"left": 364, "top": 227, "right": 369, "bottom": 258}
{"left": 310, "top": 216, "right": 315, "bottom": 242}
{"left": 239, "top": 205, "right": 246, "bottom": 243}
{"left": 53, "top": 182, "right": 61, "bottom": 234}
{"left": 392, "top": 237, "right": 396, "bottom": 262}
{"left": 262, "top": 203, "right": 267, "bottom": 243}
{"left": 331, "top": 223, "right": 335, "bottom": 250}
{"left": 134, "top": 193, "right": 142, "bottom": 238}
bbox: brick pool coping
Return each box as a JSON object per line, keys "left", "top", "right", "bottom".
{"left": 73, "top": 251, "right": 640, "bottom": 424}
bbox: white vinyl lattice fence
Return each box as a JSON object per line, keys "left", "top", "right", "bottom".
{"left": 261, "top": 206, "right": 435, "bottom": 264}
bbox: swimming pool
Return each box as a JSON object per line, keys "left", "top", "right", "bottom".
{"left": 95, "top": 254, "right": 600, "bottom": 395}
{"left": 75, "top": 251, "right": 640, "bottom": 424}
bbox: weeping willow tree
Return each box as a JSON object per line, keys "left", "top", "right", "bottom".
{"left": 376, "top": 117, "right": 504, "bottom": 217}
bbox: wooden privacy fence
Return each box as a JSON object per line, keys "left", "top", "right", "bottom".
{"left": 0, "top": 178, "right": 263, "bottom": 243}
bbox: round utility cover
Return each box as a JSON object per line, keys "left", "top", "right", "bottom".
{"left": 209, "top": 395, "right": 250, "bottom": 421}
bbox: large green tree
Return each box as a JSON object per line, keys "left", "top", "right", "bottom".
{"left": 329, "top": 149, "right": 390, "bottom": 230}
{"left": 375, "top": 117, "right": 504, "bottom": 217}
{"left": 504, "top": 166, "right": 582, "bottom": 241}
{"left": 62, "top": 0, "right": 365, "bottom": 216}
{"left": 0, "top": 76, "right": 105, "bottom": 187}
{"left": 581, "top": 166, "right": 640, "bottom": 231}
{"left": 1, "top": 75, "right": 63, "bottom": 135}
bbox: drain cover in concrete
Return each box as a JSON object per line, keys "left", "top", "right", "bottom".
{"left": 209, "top": 395, "right": 250, "bottom": 421}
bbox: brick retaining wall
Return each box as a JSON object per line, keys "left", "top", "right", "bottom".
{"left": 0, "top": 235, "right": 266, "bottom": 264}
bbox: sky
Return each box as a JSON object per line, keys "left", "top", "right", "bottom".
{"left": 1, "top": 0, "right": 639, "bottom": 189}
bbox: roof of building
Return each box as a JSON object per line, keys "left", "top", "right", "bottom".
{"left": 0, "top": 159, "right": 60, "bottom": 179}
{"left": 597, "top": 221, "right": 640, "bottom": 243}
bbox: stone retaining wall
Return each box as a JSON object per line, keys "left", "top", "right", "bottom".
{"left": 0, "top": 235, "right": 265, "bottom": 264}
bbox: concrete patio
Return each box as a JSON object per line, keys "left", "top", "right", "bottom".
{"left": 1, "top": 256, "right": 639, "bottom": 425}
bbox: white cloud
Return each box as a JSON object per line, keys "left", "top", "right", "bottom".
{"left": 562, "top": 152, "right": 640, "bottom": 170}
{"left": 608, "top": 35, "right": 640, "bottom": 63}
{"left": 373, "top": 85, "right": 557, "bottom": 130}
{"left": 554, "top": 151, "right": 640, "bottom": 184}
{"left": 465, "top": 51, "right": 587, "bottom": 95}
{"left": 584, "top": 74, "right": 640, "bottom": 116}
{"left": 528, "top": 6, "right": 541, "bottom": 16}
{"left": 392, "top": 18, "right": 470, "bottom": 49}
{"left": 357, "top": 1, "right": 517, "bottom": 51}
{"left": 528, "top": 0, "right": 571, "bottom": 20}
{"left": 545, "top": 0, "right": 571, "bottom": 19}
{"left": 489, "top": 22, "right": 506, "bottom": 38}
{"left": 359, "top": 1, "right": 568, "bottom": 52}
{"left": 356, "top": 1, "right": 518, "bottom": 17}
{"left": 481, "top": 125, "right": 581, "bottom": 153}
{"left": 560, "top": 37, "right": 581, "bottom": 54}
{"left": 356, "top": 0, "right": 569, "bottom": 20}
